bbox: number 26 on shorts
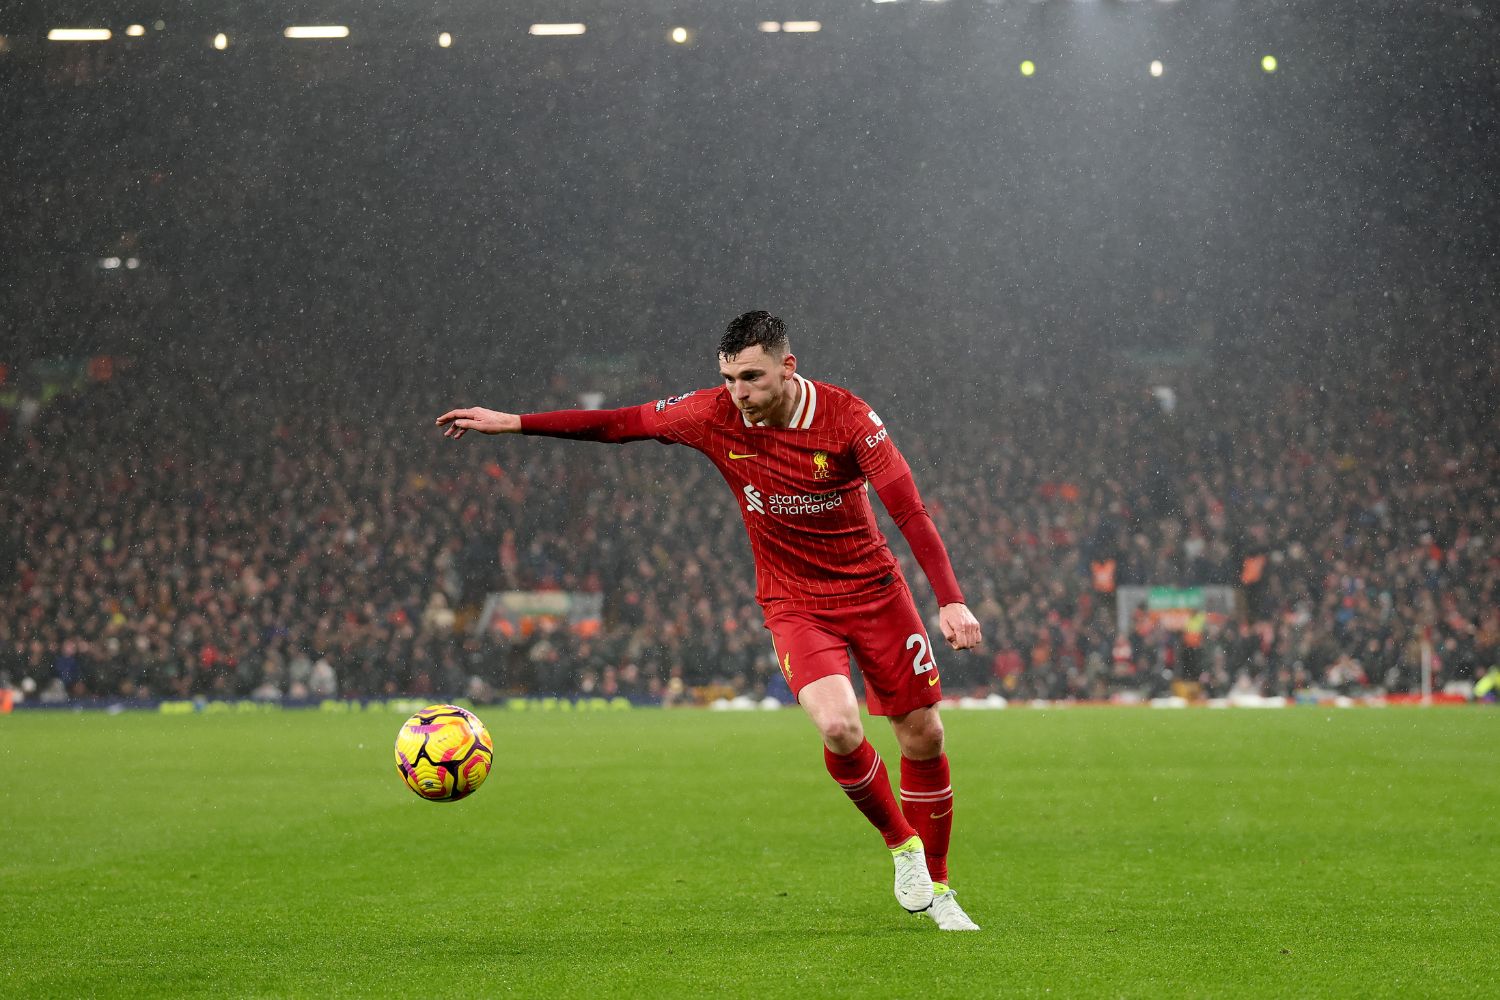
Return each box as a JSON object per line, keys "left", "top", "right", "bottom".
{"left": 906, "top": 633, "right": 936, "bottom": 676}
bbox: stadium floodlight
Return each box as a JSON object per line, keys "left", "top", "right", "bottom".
{"left": 1261, "top": 54, "right": 1278, "bottom": 73}
{"left": 100, "top": 257, "right": 121, "bottom": 269}
{"left": 48, "top": 28, "right": 112, "bottom": 41}
{"left": 758, "top": 22, "right": 782, "bottom": 32}
{"left": 871, "top": 0, "right": 901, "bottom": 4}
{"left": 1019, "top": 59, "right": 1036, "bottom": 76}
{"left": 126, "top": 24, "right": 146, "bottom": 37}
{"left": 1150, "top": 59, "right": 1163, "bottom": 77}
{"left": 438, "top": 32, "right": 452, "bottom": 47}
{"left": 283, "top": 26, "right": 350, "bottom": 40}
{"left": 213, "top": 33, "right": 228, "bottom": 50}
{"left": 529, "top": 23, "right": 586, "bottom": 36}
{"left": 782, "top": 21, "right": 822, "bottom": 32}
{"left": 125, "top": 258, "right": 140, "bottom": 270}
{"left": 670, "top": 27, "right": 689, "bottom": 44}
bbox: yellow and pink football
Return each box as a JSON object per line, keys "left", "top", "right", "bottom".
{"left": 394, "top": 704, "right": 494, "bottom": 802}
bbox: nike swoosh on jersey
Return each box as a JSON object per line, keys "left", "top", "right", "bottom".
{"left": 728, "top": 452, "right": 759, "bottom": 460}
{"left": 927, "top": 675, "right": 939, "bottom": 686}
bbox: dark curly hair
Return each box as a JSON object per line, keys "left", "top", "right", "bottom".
{"left": 719, "top": 311, "right": 790, "bottom": 360}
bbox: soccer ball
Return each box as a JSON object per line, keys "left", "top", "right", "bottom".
{"left": 394, "top": 704, "right": 494, "bottom": 802}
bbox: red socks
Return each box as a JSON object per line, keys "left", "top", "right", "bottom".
{"left": 899, "top": 754, "right": 953, "bottom": 884}
{"left": 824, "top": 742, "right": 956, "bottom": 883}
{"left": 824, "top": 740, "right": 916, "bottom": 849}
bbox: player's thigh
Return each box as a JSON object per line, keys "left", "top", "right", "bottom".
{"left": 847, "top": 585, "right": 942, "bottom": 717}
{"left": 796, "top": 673, "right": 864, "bottom": 748}
{"left": 765, "top": 609, "right": 854, "bottom": 705}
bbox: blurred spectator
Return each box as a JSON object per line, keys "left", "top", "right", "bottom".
{"left": 309, "top": 657, "right": 339, "bottom": 699}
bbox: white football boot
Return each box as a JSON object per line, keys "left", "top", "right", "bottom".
{"left": 890, "top": 835, "right": 935, "bottom": 913}
{"left": 923, "top": 885, "right": 981, "bottom": 931}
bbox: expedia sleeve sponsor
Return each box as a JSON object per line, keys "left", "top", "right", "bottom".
{"left": 849, "top": 397, "right": 910, "bottom": 490}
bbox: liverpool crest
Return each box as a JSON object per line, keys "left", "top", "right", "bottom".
{"left": 812, "top": 451, "right": 831, "bottom": 480}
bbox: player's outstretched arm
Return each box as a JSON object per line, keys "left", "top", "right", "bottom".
{"left": 436, "top": 407, "right": 522, "bottom": 439}
{"left": 438, "top": 403, "right": 656, "bottom": 444}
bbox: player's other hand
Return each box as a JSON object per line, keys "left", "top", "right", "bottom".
{"left": 435, "top": 407, "right": 520, "bottom": 439}
{"left": 939, "top": 603, "right": 982, "bottom": 651}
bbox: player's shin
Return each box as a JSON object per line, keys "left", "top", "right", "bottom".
{"left": 824, "top": 740, "right": 916, "bottom": 848}
{"left": 899, "top": 753, "right": 953, "bottom": 884}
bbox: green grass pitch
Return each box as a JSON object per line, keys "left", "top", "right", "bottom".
{"left": 2, "top": 705, "right": 1495, "bottom": 998}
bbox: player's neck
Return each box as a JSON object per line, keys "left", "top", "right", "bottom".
{"left": 762, "top": 374, "right": 802, "bottom": 428}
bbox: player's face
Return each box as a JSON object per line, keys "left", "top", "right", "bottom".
{"left": 719, "top": 346, "right": 796, "bottom": 424}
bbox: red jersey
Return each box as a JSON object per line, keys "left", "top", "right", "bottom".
{"left": 634, "top": 375, "right": 910, "bottom": 611}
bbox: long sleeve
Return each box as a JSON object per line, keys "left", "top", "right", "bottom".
{"left": 519, "top": 406, "right": 653, "bottom": 443}
{"left": 873, "top": 469, "right": 966, "bottom": 607}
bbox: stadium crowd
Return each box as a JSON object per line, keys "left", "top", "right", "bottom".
{"left": 3, "top": 326, "right": 1496, "bottom": 708}
{"left": 5, "top": 15, "right": 1496, "bottom": 708}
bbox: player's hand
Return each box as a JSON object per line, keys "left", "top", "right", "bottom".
{"left": 939, "top": 603, "right": 982, "bottom": 651}
{"left": 435, "top": 407, "right": 521, "bottom": 439}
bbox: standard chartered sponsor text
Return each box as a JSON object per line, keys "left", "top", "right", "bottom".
{"left": 769, "top": 490, "right": 844, "bottom": 515}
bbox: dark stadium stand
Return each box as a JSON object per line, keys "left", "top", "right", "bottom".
{"left": 3, "top": 335, "right": 1495, "bottom": 705}
{"left": 2, "top": 2, "right": 1496, "bottom": 708}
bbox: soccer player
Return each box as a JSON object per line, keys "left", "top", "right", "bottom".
{"left": 437, "top": 311, "right": 983, "bottom": 931}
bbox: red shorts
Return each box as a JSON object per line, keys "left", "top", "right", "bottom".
{"left": 763, "top": 580, "right": 942, "bottom": 717}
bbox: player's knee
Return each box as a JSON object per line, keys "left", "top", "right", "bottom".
{"left": 900, "top": 714, "right": 945, "bottom": 759}
{"left": 818, "top": 714, "right": 864, "bottom": 753}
